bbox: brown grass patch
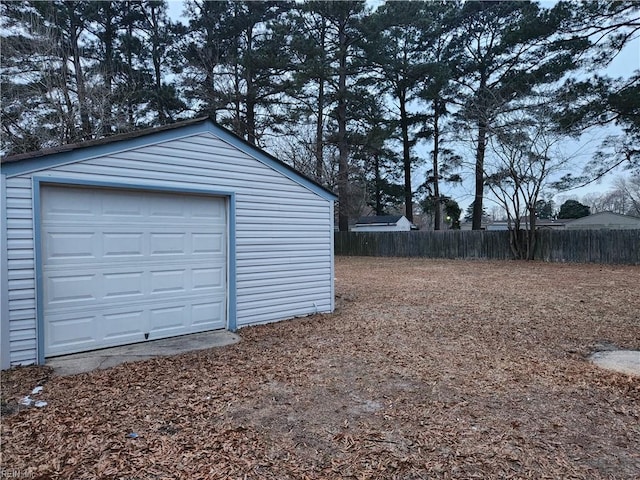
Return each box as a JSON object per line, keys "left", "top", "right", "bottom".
{"left": 2, "top": 257, "right": 639, "bottom": 479}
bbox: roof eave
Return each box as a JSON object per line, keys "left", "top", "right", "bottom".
{"left": 1, "top": 117, "right": 337, "bottom": 201}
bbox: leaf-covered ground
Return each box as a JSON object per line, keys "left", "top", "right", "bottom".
{"left": 2, "top": 257, "right": 639, "bottom": 479}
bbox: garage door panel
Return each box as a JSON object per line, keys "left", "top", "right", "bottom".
{"left": 102, "top": 311, "right": 146, "bottom": 340}
{"left": 192, "top": 266, "right": 224, "bottom": 290}
{"left": 192, "top": 301, "right": 225, "bottom": 329}
{"left": 193, "top": 233, "right": 224, "bottom": 254}
{"left": 45, "top": 232, "right": 96, "bottom": 260}
{"left": 103, "top": 272, "right": 145, "bottom": 299}
{"left": 150, "top": 233, "right": 188, "bottom": 255}
{"left": 150, "top": 269, "right": 187, "bottom": 294}
{"left": 45, "top": 274, "right": 97, "bottom": 305}
{"left": 149, "top": 305, "right": 187, "bottom": 333}
{"left": 101, "top": 193, "right": 145, "bottom": 217}
{"left": 149, "top": 202, "right": 186, "bottom": 219}
{"left": 193, "top": 200, "right": 225, "bottom": 219}
{"left": 43, "top": 189, "right": 95, "bottom": 217}
{"left": 103, "top": 232, "right": 145, "bottom": 257}
{"left": 41, "top": 186, "right": 227, "bottom": 357}
{"left": 46, "top": 313, "right": 97, "bottom": 352}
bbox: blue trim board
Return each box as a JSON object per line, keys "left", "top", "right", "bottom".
{"left": 209, "top": 124, "right": 338, "bottom": 202}
{"left": 329, "top": 201, "right": 336, "bottom": 314}
{"left": 3, "top": 122, "right": 212, "bottom": 177}
{"left": 227, "top": 194, "right": 237, "bottom": 331}
{"left": 33, "top": 176, "right": 237, "bottom": 198}
{"left": 32, "top": 177, "right": 238, "bottom": 362}
{"left": 2, "top": 118, "right": 338, "bottom": 202}
{"left": 33, "top": 179, "right": 45, "bottom": 364}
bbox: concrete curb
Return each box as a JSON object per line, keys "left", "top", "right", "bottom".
{"left": 47, "top": 330, "right": 240, "bottom": 376}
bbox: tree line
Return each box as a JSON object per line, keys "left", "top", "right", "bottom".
{"left": 2, "top": 0, "right": 638, "bottom": 242}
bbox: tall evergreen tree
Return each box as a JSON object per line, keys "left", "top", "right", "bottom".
{"left": 553, "top": 1, "right": 640, "bottom": 175}
{"left": 449, "top": 1, "right": 584, "bottom": 229}
{"left": 221, "top": 1, "right": 293, "bottom": 145}
{"left": 558, "top": 199, "right": 590, "bottom": 219}
{"left": 138, "top": 0, "right": 186, "bottom": 123}
{"left": 183, "top": 1, "right": 293, "bottom": 145}
{"left": 83, "top": 1, "right": 127, "bottom": 134}
{"left": 320, "top": 1, "right": 366, "bottom": 231}
{"left": 182, "top": 0, "right": 233, "bottom": 121}
{"left": 418, "top": 1, "right": 463, "bottom": 230}
{"left": 1, "top": 0, "right": 95, "bottom": 152}
{"left": 348, "top": 89, "right": 402, "bottom": 215}
{"left": 287, "top": 2, "right": 334, "bottom": 182}
{"left": 361, "top": 1, "right": 431, "bottom": 222}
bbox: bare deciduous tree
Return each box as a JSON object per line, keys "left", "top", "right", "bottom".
{"left": 485, "top": 106, "right": 575, "bottom": 260}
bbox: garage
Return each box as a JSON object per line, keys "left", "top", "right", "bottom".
{"left": 41, "top": 186, "right": 227, "bottom": 356}
{"left": 1, "top": 117, "right": 337, "bottom": 367}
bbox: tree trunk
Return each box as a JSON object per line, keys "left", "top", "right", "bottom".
{"left": 246, "top": 84, "right": 256, "bottom": 146}
{"left": 150, "top": 3, "right": 166, "bottom": 123}
{"left": 244, "top": 25, "right": 257, "bottom": 145}
{"left": 374, "top": 153, "right": 383, "bottom": 215}
{"left": 68, "top": 8, "right": 91, "bottom": 138}
{"left": 337, "top": 23, "right": 349, "bottom": 232}
{"left": 125, "top": 1, "right": 135, "bottom": 127}
{"left": 432, "top": 99, "right": 441, "bottom": 230}
{"left": 472, "top": 70, "right": 490, "bottom": 231}
{"left": 315, "top": 78, "right": 324, "bottom": 180}
{"left": 399, "top": 90, "right": 413, "bottom": 222}
{"left": 472, "top": 117, "right": 487, "bottom": 230}
{"left": 101, "top": 2, "right": 115, "bottom": 135}
{"left": 527, "top": 206, "right": 537, "bottom": 260}
{"left": 233, "top": 61, "right": 243, "bottom": 138}
{"left": 204, "top": 10, "right": 219, "bottom": 122}
{"left": 57, "top": 38, "right": 75, "bottom": 143}
{"left": 314, "top": 23, "right": 326, "bottom": 181}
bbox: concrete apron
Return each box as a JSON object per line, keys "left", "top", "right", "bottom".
{"left": 590, "top": 350, "right": 640, "bottom": 377}
{"left": 47, "top": 330, "right": 240, "bottom": 376}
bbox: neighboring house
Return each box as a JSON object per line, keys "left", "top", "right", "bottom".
{"left": 459, "top": 216, "right": 494, "bottom": 230}
{"left": 486, "top": 218, "right": 567, "bottom": 231}
{"left": 0, "top": 117, "right": 337, "bottom": 368}
{"left": 351, "top": 215, "right": 417, "bottom": 232}
{"left": 535, "top": 218, "right": 568, "bottom": 230}
{"left": 564, "top": 211, "right": 640, "bottom": 230}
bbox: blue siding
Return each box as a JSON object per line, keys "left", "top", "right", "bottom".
{"left": 3, "top": 130, "right": 334, "bottom": 366}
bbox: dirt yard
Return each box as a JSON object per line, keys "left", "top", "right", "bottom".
{"left": 2, "top": 257, "right": 639, "bottom": 479}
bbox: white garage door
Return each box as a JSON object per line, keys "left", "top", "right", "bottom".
{"left": 40, "top": 186, "right": 227, "bottom": 357}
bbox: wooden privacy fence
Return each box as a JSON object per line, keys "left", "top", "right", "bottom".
{"left": 334, "top": 230, "right": 640, "bottom": 264}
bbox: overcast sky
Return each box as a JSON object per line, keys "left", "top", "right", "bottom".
{"left": 165, "top": 0, "right": 640, "bottom": 212}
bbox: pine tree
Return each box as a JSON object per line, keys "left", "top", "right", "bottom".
{"left": 418, "top": 1, "right": 463, "bottom": 230}
{"left": 286, "top": 2, "right": 334, "bottom": 182}
{"left": 449, "top": 1, "right": 583, "bottom": 229}
{"left": 558, "top": 199, "right": 590, "bottom": 219}
{"left": 1, "top": 1, "right": 95, "bottom": 152}
{"left": 361, "top": 1, "right": 431, "bottom": 222}
{"left": 183, "top": 1, "right": 293, "bottom": 145}
{"left": 553, "top": 1, "right": 640, "bottom": 175}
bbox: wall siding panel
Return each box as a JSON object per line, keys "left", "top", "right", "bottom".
{"left": 4, "top": 131, "right": 334, "bottom": 365}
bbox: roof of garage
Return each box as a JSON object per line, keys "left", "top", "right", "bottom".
{"left": 356, "top": 215, "right": 404, "bottom": 225}
{"left": 1, "top": 116, "right": 337, "bottom": 201}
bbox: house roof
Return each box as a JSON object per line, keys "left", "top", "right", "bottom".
{"left": 356, "top": 215, "right": 404, "bottom": 225}
{"left": 517, "top": 217, "right": 567, "bottom": 227}
{"left": 535, "top": 218, "right": 568, "bottom": 226}
{"left": 1, "top": 116, "right": 337, "bottom": 201}
{"left": 564, "top": 211, "right": 640, "bottom": 224}
{"left": 1, "top": 117, "right": 208, "bottom": 164}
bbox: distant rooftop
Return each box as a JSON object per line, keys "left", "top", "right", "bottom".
{"left": 355, "top": 215, "right": 404, "bottom": 225}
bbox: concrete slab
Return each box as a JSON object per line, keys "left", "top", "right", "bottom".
{"left": 590, "top": 350, "right": 640, "bottom": 377}
{"left": 47, "top": 330, "right": 240, "bottom": 376}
